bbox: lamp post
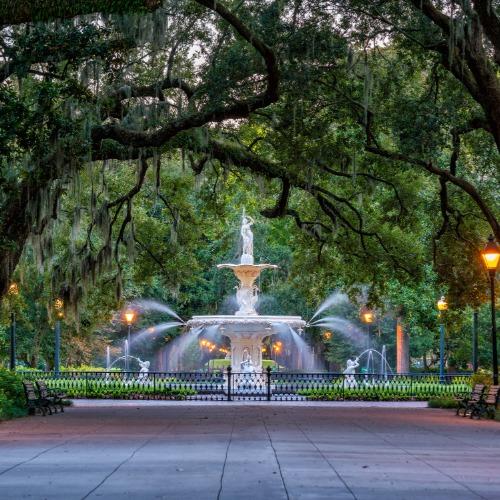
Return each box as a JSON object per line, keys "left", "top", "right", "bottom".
{"left": 480, "top": 235, "right": 500, "bottom": 385}
{"left": 361, "top": 308, "right": 375, "bottom": 351}
{"left": 8, "top": 283, "right": 19, "bottom": 370}
{"left": 54, "top": 298, "right": 64, "bottom": 377}
{"left": 472, "top": 310, "right": 479, "bottom": 373}
{"left": 124, "top": 308, "right": 136, "bottom": 372}
{"left": 273, "top": 342, "right": 282, "bottom": 371}
{"left": 437, "top": 296, "right": 448, "bottom": 383}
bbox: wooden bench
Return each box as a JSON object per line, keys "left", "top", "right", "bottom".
{"left": 36, "top": 380, "right": 66, "bottom": 413}
{"left": 470, "top": 385, "right": 500, "bottom": 419}
{"left": 23, "top": 381, "right": 51, "bottom": 416}
{"left": 456, "top": 383, "right": 485, "bottom": 417}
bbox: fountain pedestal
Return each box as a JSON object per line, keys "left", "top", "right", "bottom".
{"left": 217, "top": 263, "right": 277, "bottom": 316}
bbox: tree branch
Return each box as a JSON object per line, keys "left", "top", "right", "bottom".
{"left": 366, "top": 144, "right": 500, "bottom": 241}
{"left": 0, "top": 0, "right": 161, "bottom": 26}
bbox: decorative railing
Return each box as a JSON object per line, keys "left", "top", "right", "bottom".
{"left": 19, "top": 369, "right": 472, "bottom": 402}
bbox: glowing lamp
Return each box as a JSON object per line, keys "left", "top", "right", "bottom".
{"left": 481, "top": 235, "right": 500, "bottom": 272}
{"left": 437, "top": 296, "right": 448, "bottom": 312}
{"left": 362, "top": 312, "right": 374, "bottom": 324}
{"left": 124, "top": 309, "right": 136, "bottom": 325}
{"left": 8, "top": 282, "right": 19, "bottom": 296}
{"left": 54, "top": 298, "right": 64, "bottom": 319}
{"left": 323, "top": 331, "right": 332, "bottom": 341}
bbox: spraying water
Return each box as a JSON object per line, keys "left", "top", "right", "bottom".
{"left": 311, "top": 316, "right": 367, "bottom": 346}
{"left": 132, "top": 299, "right": 185, "bottom": 323}
{"left": 309, "top": 291, "right": 348, "bottom": 323}
{"left": 270, "top": 323, "right": 320, "bottom": 371}
{"left": 356, "top": 347, "right": 393, "bottom": 375}
{"left": 165, "top": 327, "right": 203, "bottom": 371}
{"left": 130, "top": 321, "right": 183, "bottom": 346}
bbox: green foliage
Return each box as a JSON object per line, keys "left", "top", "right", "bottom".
{"left": 428, "top": 398, "right": 459, "bottom": 409}
{"left": 0, "top": 368, "right": 27, "bottom": 419}
{"left": 24, "top": 374, "right": 197, "bottom": 399}
{"left": 298, "top": 378, "right": 469, "bottom": 401}
{"left": 470, "top": 370, "right": 493, "bottom": 387}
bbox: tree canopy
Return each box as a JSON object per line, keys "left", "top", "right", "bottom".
{"left": 0, "top": 0, "right": 498, "bottom": 370}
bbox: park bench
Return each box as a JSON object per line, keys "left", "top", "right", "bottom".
{"left": 23, "top": 381, "right": 51, "bottom": 416}
{"left": 469, "top": 385, "right": 500, "bottom": 420}
{"left": 36, "top": 380, "right": 66, "bottom": 413}
{"left": 455, "top": 383, "right": 485, "bottom": 417}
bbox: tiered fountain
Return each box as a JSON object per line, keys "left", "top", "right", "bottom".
{"left": 186, "top": 215, "right": 306, "bottom": 373}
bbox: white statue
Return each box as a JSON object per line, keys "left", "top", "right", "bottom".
{"left": 240, "top": 349, "right": 255, "bottom": 373}
{"left": 240, "top": 215, "right": 255, "bottom": 264}
{"left": 343, "top": 357, "right": 359, "bottom": 388}
{"left": 235, "top": 284, "right": 259, "bottom": 315}
{"left": 137, "top": 358, "right": 150, "bottom": 380}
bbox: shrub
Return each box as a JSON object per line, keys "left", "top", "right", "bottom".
{"left": 470, "top": 370, "right": 493, "bottom": 387}
{"left": 428, "top": 398, "right": 459, "bottom": 409}
{"left": 0, "top": 368, "right": 27, "bottom": 420}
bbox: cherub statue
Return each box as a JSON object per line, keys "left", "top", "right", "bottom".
{"left": 343, "top": 357, "right": 359, "bottom": 388}
{"left": 137, "top": 358, "right": 150, "bottom": 380}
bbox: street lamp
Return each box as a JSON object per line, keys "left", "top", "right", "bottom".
{"left": 8, "top": 283, "right": 19, "bottom": 371}
{"left": 123, "top": 308, "right": 136, "bottom": 372}
{"left": 437, "top": 296, "right": 448, "bottom": 383}
{"left": 361, "top": 308, "right": 375, "bottom": 351}
{"left": 480, "top": 235, "right": 500, "bottom": 384}
{"left": 273, "top": 341, "right": 282, "bottom": 370}
{"left": 54, "top": 298, "right": 64, "bottom": 377}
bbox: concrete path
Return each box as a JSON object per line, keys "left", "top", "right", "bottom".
{"left": 0, "top": 403, "right": 498, "bottom": 500}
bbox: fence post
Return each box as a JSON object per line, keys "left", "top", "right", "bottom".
{"left": 342, "top": 374, "right": 345, "bottom": 401}
{"left": 227, "top": 366, "right": 232, "bottom": 401}
{"left": 85, "top": 371, "right": 88, "bottom": 398}
{"left": 153, "top": 372, "right": 156, "bottom": 399}
{"left": 266, "top": 366, "right": 272, "bottom": 401}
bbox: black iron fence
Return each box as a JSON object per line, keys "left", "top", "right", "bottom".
{"left": 20, "top": 368, "right": 472, "bottom": 402}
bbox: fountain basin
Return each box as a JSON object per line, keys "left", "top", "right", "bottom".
{"left": 187, "top": 314, "right": 305, "bottom": 331}
{"left": 216, "top": 264, "right": 277, "bottom": 286}
{"left": 187, "top": 315, "right": 306, "bottom": 372}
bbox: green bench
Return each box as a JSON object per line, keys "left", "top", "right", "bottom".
{"left": 23, "top": 381, "right": 51, "bottom": 416}
{"left": 470, "top": 385, "right": 500, "bottom": 420}
{"left": 36, "top": 380, "right": 67, "bottom": 413}
{"left": 456, "top": 383, "right": 485, "bottom": 417}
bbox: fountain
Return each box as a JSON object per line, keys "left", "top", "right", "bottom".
{"left": 105, "top": 216, "right": 385, "bottom": 378}
{"left": 351, "top": 346, "right": 393, "bottom": 377}
{"left": 186, "top": 214, "right": 306, "bottom": 373}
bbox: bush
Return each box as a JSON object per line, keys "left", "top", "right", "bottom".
{"left": 470, "top": 370, "right": 493, "bottom": 387}
{"left": 0, "top": 368, "right": 27, "bottom": 420}
{"left": 428, "top": 398, "right": 459, "bottom": 409}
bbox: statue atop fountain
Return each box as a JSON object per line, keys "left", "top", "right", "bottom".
{"left": 240, "top": 215, "right": 255, "bottom": 264}
{"left": 217, "top": 213, "right": 277, "bottom": 317}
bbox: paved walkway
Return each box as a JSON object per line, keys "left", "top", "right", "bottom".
{"left": 0, "top": 403, "right": 499, "bottom": 500}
